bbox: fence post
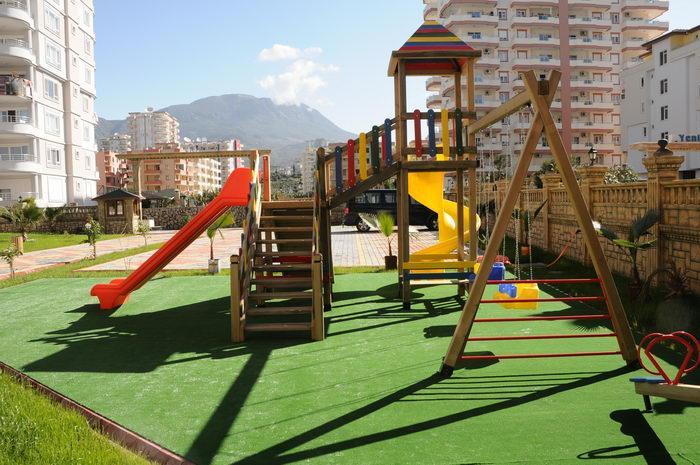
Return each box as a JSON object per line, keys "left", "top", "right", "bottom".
{"left": 311, "top": 253, "right": 325, "bottom": 341}
{"left": 642, "top": 140, "right": 684, "bottom": 284}
{"left": 540, "top": 173, "right": 562, "bottom": 256}
{"left": 577, "top": 165, "right": 607, "bottom": 264}
{"left": 230, "top": 255, "right": 244, "bottom": 342}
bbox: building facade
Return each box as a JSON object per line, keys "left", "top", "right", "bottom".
{"left": 96, "top": 150, "right": 127, "bottom": 194}
{"left": 422, "top": 0, "right": 669, "bottom": 171}
{"left": 126, "top": 108, "right": 179, "bottom": 151}
{"left": 181, "top": 137, "right": 242, "bottom": 186}
{"left": 98, "top": 132, "right": 131, "bottom": 153}
{"left": 621, "top": 25, "right": 700, "bottom": 178}
{"left": 0, "top": 0, "right": 98, "bottom": 207}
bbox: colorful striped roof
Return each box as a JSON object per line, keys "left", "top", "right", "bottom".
{"left": 399, "top": 21, "right": 474, "bottom": 53}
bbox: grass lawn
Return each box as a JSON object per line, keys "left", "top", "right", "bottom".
{"left": 0, "top": 232, "right": 131, "bottom": 253}
{"left": 0, "top": 272, "right": 697, "bottom": 464}
{"left": 0, "top": 373, "right": 154, "bottom": 465}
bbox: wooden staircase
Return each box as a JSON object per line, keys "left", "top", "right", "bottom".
{"left": 237, "top": 200, "right": 324, "bottom": 340}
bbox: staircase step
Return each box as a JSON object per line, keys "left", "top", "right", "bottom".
{"left": 259, "top": 227, "right": 313, "bottom": 233}
{"left": 247, "top": 306, "right": 312, "bottom": 317}
{"left": 252, "top": 277, "right": 312, "bottom": 288}
{"left": 246, "top": 322, "right": 312, "bottom": 333}
{"left": 256, "top": 251, "right": 310, "bottom": 257}
{"left": 263, "top": 200, "right": 313, "bottom": 209}
{"left": 249, "top": 291, "right": 312, "bottom": 300}
{"left": 260, "top": 215, "right": 312, "bottom": 221}
{"left": 254, "top": 264, "right": 312, "bottom": 271}
{"left": 257, "top": 239, "right": 312, "bottom": 245}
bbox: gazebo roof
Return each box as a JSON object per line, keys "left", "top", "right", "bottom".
{"left": 92, "top": 188, "right": 142, "bottom": 201}
{"left": 388, "top": 21, "right": 481, "bottom": 76}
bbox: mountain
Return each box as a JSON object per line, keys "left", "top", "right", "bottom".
{"left": 97, "top": 94, "right": 355, "bottom": 166}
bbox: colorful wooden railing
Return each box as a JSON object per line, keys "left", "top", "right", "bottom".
{"left": 321, "top": 108, "right": 474, "bottom": 199}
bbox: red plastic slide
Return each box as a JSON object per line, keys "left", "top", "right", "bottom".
{"left": 91, "top": 167, "right": 253, "bottom": 310}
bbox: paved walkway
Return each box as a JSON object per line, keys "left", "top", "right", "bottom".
{"left": 82, "top": 226, "right": 440, "bottom": 271}
{"left": 0, "top": 231, "right": 176, "bottom": 279}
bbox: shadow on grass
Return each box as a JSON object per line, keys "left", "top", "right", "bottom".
{"left": 231, "top": 367, "right": 633, "bottom": 465}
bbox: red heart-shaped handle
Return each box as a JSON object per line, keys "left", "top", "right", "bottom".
{"left": 638, "top": 332, "right": 699, "bottom": 385}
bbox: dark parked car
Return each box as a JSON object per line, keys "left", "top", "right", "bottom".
{"left": 343, "top": 189, "right": 438, "bottom": 232}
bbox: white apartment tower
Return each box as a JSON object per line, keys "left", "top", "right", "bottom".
{"left": 621, "top": 25, "right": 700, "bottom": 178}
{"left": 423, "top": 0, "right": 669, "bottom": 170}
{"left": 98, "top": 132, "right": 131, "bottom": 153}
{"left": 0, "top": 0, "right": 98, "bottom": 207}
{"left": 127, "top": 108, "right": 180, "bottom": 151}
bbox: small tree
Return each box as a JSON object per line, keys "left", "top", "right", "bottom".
{"left": 43, "top": 207, "right": 64, "bottom": 233}
{"left": 377, "top": 211, "right": 395, "bottom": 257}
{"left": 597, "top": 209, "right": 660, "bottom": 289}
{"left": 136, "top": 220, "right": 151, "bottom": 246}
{"left": 604, "top": 165, "right": 640, "bottom": 184}
{"left": 0, "top": 243, "right": 23, "bottom": 279}
{"left": 84, "top": 217, "right": 102, "bottom": 259}
{"left": 206, "top": 212, "right": 234, "bottom": 261}
{"left": 0, "top": 198, "right": 44, "bottom": 240}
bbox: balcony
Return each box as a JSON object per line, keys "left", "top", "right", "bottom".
{"left": 571, "top": 120, "right": 616, "bottom": 132}
{"left": 423, "top": 3, "right": 437, "bottom": 20}
{"left": 572, "top": 143, "right": 615, "bottom": 152}
{"left": 474, "top": 75, "right": 502, "bottom": 89}
{"left": 444, "top": 12, "right": 498, "bottom": 28}
{"left": 0, "top": 114, "right": 33, "bottom": 136}
{"left": 427, "top": 94, "right": 443, "bottom": 109}
{"left": 0, "top": 1, "right": 33, "bottom": 29}
{"left": 622, "top": 18, "right": 669, "bottom": 31}
{"left": 570, "top": 78, "right": 614, "bottom": 91}
{"left": 511, "top": 15, "right": 558, "bottom": 27}
{"left": 570, "top": 100, "right": 615, "bottom": 111}
{"left": 0, "top": 37, "right": 33, "bottom": 65}
{"left": 465, "top": 34, "right": 499, "bottom": 47}
{"left": 568, "top": 17, "right": 611, "bottom": 29}
{"left": 0, "top": 151, "right": 38, "bottom": 173}
{"left": 439, "top": 0, "right": 497, "bottom": 18}
{"left": 570, "top": 58, "right": 612, "bottom": 70}
{"left": 511, "top": 0, "right": 558, "bottom": 5}
{"left": 512, "top": 57, "right": 561, "bottom": 69}
{"left": 622, "top": 0, "right": 669, "bottom": 12}
{"left": 474, "top": 98, "right": 501, "bottom": 110}
{"left": 568, "top": 0, "right": 612, "bottom": 8}
{"left": 622, "top": 39, "right": 646, "bottom": 52}
{"left": 426, "top": 76, "right": 443, "bottom": 92}
{"left": 474, "top": 56, "right": 499, "bottom": 68}
{"left": 511, "top": 36, "right": 560, "bottom": 48}
{"left": 0, "top": 75, "right": 32, "bottom": 103}
{"left": 569, "top": 37, "right": 613, "bottom": 50}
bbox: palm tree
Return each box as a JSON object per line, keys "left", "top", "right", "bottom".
{"left": 206, "top": 212, "right": 234, "bottom": 261}
{"left": 0, "top": 198, "right": 44, "bottom": 240}
{"left": 597, "top": 209, "right": 660, "bottom": 288}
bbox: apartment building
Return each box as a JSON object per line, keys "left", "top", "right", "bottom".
{"left": 98, "top": 132, "right": 131, "bottom": 153}
{"left": 126, "top": 108, "right": 179, "bottom": 151}
{"left": 0, "top": 0, "right": 98, "bottom": 207}
{"left": 96, "top": 150, "right": 127, "bottom": 193}
{"left": 622, "top": 25, "right": 700, "bottom": 178}
{"left": 181, "top": 137, "right": 243, "bottom": 186}
{"left": 422, "top": 0, "right": 669, "bottom": 170}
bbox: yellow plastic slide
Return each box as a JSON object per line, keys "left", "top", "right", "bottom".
{"left": 408, "top": 170, "right": 480, "bottom": 256}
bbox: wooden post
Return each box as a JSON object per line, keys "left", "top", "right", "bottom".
{"left": 317, "top": 148, "right": 333, "bottom": 310}
{"left": 440, "top": 71, "right": 560, "bottom": 375}
{"left": 395, "top": 61, "right": 410, "bottom": 302}
{"left": 230, "top": 255, "right": 244, "bottom": 342}
{"left": 12, "top": 235, "right": 23, "bottom": 253}
{"left": 540, "top": 173, "right": 560, "bottom": 250}
{"left": 466, "top": 60, "right": 477, "bottom": 267}
{"left": 132, "top": 159, "right": 143, "bottom": 219}
{"left": 311, "top": 253, "right": 325, "bottom": 341}
{"left": 262, "top": 153, "right": 271, "bottom": 201}
{"left": 454, "top": 70, "right": 466, "bottom": 296}
{"left": 523, "top": 71, "right": 636, "bottom": 363}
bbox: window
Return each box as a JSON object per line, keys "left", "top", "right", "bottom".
{"left": 108, "top": 200, "right": 124, "bottom": 216}
{"left": 643, "top": 127, "right": 647, "bottom": 137}
{"left": 384, "top": 192, "right": 395, "bottom": 204}
{"left": 0, "top": 189, "right": 11, "bottom": 202}
{"left": 498, "top": 29, "right": 508, "bottom": 41}
{"left": 84, "top": 66, "right": 92, "bottom": 84}
{"left": 611, "top": 73, "right": 620, "bottom": 85}
{"left": 611, "top": 33, "right": 620, "bottom": 44}
{"left": 499, "top": 91, "right": 509, "bottom": 103}
{"left": 612, "top": 94, "right": 620, "bottom": 104}
{"left": 84, "top": 36, "right": 92, "bottom": 56}
{"left": 44, "top": 6, "right": 61, "bottom": 35}
{"left": 497, "top": 9, "right": 507, "bottom": 20}
{"left": 641, "top": 77, "right": 644, "bottom": 87}
{"left": 45, "top": 42, "right": 62, "bottom": 70}
{"left": 74, "top": 150, "right": 80, "bottom": 160}
{"left": 73, "top": 118, "right": 78, "bottom": 129}
{"left": 45, "top": 110, "right": 61, "bottom": 135}
{"left": 366, "top": 192, "right": 381, "bottom": 204}
{"left": 661, "top": 131, "right": 668, "bottom": 140}
{"left": 660, "top": 78, "right": 668, "bottom": 94}
{"left": 611, "top": 13, "right": 619, "bottom": 24}
{"left": 83, "top": 125, "right": 91, "bottom": 142}
{"left": 82, "top": 95, "right": 89, "bottom": 111}
{"left": 82, "top": 7, "right": 92, "bottom": 28}
{"left": 612, "top": 134, "right": 621, "bottom": 145}
{"left": 84, "top": 155, "right": 91, "bottom": 169}
{"left": 47, "top": 147, "right": 61, "bottom": 166}
{"left": 44, "top": 77, "right": 59, "bottom": 100}
{"left": 611, "top": 53, "right": 619, "bottom": 65}
{"left": 661, "top": 105, "right": 668, "bottom": 120}
{"left": 659, "top": 50, "right": 667, "bottom": 66}
{"left": 498, "top": 50, "right": 508, "bottom": 62}
{"left": 499, "top": 71, "right": 509, "bottom": 83}
{"left": 0, "top": 145, "right": 31, "bottom": 161}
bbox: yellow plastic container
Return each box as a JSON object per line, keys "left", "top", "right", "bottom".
{"left": 492, "top": 283, "right": 540, "bottom": 310}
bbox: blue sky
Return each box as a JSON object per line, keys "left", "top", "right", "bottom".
{"left": 95, "top": 0, "right": 697, "bottom": 134}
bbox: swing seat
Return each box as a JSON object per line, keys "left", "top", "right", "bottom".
{"left": 492, "top": 283, "right": 540, "bottom": 309}
{"left": 474, "top": 262, "right": 506, "bottom": 281}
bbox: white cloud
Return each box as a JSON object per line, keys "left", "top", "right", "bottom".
{"left": 258, "top": 44, "right": 324, "bottom": 62}
{"left": 259, "top": 57, "right": 339, "bottom": 105}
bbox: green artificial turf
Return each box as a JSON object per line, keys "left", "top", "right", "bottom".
{"left": 0, "top": 232, "right": 129, "bottom": 253}
{"left": 0, "top": 274, "right": 697, "bottom": 465}
{"left": 0, "top": 373, "right": 154, "bottom": 465}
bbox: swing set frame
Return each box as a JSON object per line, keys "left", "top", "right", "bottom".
{"left": 439, "top": 70, "right": 638, "bottom": 377}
